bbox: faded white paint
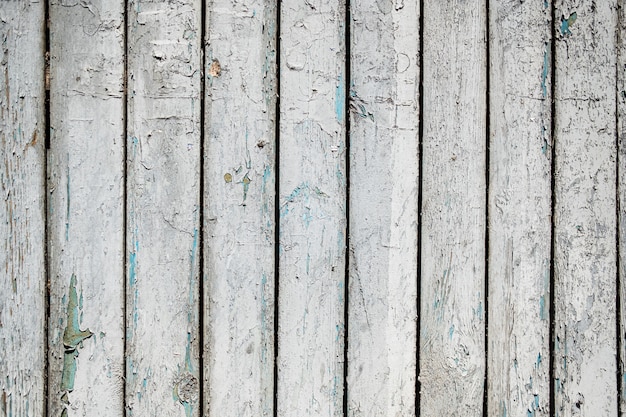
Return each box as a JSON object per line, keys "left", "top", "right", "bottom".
{"left": 278, "top": 1, "right": 347, "bottom": 415}
{"left": 203, "top": 1, "right": 277, "bottom": 416}
{"left": 47, "top": 1, "right": 126, "bottom": 416}
{"left": 554, "top": 1, "right": 618, "bottom": 416}
{"left": 619, "top": 3, "right": 626, "bottom": 416}
{"left": 488, "top": 1, "right": 552, "bottom": 416}
{"left": 348, "top": 0, "right": 419, "bottom": 416}
{"left": 126, "top": 1, "right": 202, "bottom": 416}
{"left": 419, "top": 1, "right": 487, "bottom": 415}
{"left": 0, "top": 3, "right": 46, "bottom": 417}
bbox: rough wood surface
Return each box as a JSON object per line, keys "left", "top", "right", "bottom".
{"left": 347, "top": 1, "right": 419, "bottom": 415}
{"left": 203, "top": 1, "right": 277, "bottom": 416}
{"left": 0, "top": 3, "right": 46, "bottom": 417}
{"left": 126, "top": 1, "right": 202, "bottom": 415}
{"left": 47, "top": 1, "right": 126, "bottom": 416}
{"left": 619, "top": 2, "right": 626, "bottom": 415}
{"left": 419, "top": 1, "right": 487, "bottom": 415}
{"left": 554, "top": 1, "right": 618, "bottom": 416}
{"left": 277, "top": 1, "right": 347, "bottom": 415}
{"left": 487, "top": 1, "right": 552, "bottom": 416}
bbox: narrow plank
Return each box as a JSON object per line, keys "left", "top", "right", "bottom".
{"left": 487, "top": 1, "right": 552, "bottom": 416}
{"left": 47, "top": 1, "right": 126, "bottom": 415}
{"left": 126, "top": 1, "right": 202, "bottom": 415}
{"left": 278, "top": 1, "right": 347, "bottom": 415}
{"left": 203, "top": 1, "right": 277, "bottom": 416}
{"left": 0, "top": 3, "right": 46, "bottom": 417}
{"left": 616, "top": 1, "right": 626, "bottom": 417}
{"left": 419, "top": 1, "right": 487, "bottom": 415}
{"left": 347, "top": 1, "right": 419, "bottom": 415}
{"left": 554, "top": 1, "right": 618, "bottom": 416}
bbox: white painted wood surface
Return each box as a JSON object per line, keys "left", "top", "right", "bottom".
{"left": 554, "top": 1, "right": 618, "bottom": 416}
{"left": 203, "top": 1, "right": 276, "bottom": 416}
{"left": 47, "top": 1, "right": 126, "bottom": 416}
{"left": 0, "top": 3, "right": 46, "bottom": 417}
{"left": 278, "top": 1, "right": 347, "bottom": 415}
{"left": 487, "top": 1, "right": 552, "bottom": 416}
{"left": 348, "top": 1, "right": 419, "bottom": 415}
{"left": 126, "top": 1, "right": 202, "bottom": 415}
{"left": 619, "top": 3, "right": 626, "bottom": 415}
{"left": 419, "top": 1, "right": 487, "bottom": 415}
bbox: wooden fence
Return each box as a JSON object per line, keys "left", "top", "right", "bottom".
{"left": 1, "top": 0, "right": 625, "bottom": 416}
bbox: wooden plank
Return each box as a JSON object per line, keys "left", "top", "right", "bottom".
{"left": 0, "top": 3, "right": 46, "bottom": 417}
{"left": 553, "top": 1, "right": 619, "bottom": 416}
{"left": 277, "top": 1, "right": 347, "bottom": 415}
{"left": 487, "top": 2, "right": 552, "bottom": 416}
{"left": 419, "top": 1, "right": 486, "bottom": 415}
{"left": 126, "top": 1, "right": 202, "bottom": 416}
{"left": 347, "top": 1, "right": 419, "bottom": 416}
{"left": 616, "top": 2, "right": 626, "bottom": 417}
{"left": 203, "top": 1, "right": 277, "bottom": 416}
{"left": 47, "top": 1, "right": 126, "bottom": 416}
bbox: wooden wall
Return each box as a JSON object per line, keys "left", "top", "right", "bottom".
{"left": 1, "top": 1, "right": 625, "bottom": 416}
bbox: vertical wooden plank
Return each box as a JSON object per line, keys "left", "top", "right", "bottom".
{"left": 419, "top": 1, "right": 486, "bottom": 415}
{"left": 47, "top": 1, "right": 126, "bottom": 415}
{"left": 278, "top": 1, "right": 346, "bottom": 415}
{"left": 554, "top": 1, "right": 618, "bottom": 416}
{"left": 487, "top": 2, "right": 552, "bottom": 416}
{"left": 347, "top": 1, "right": 419, "bottom": 416}
{"left": 203, "top": 1, "right": 277, "bottom": 416}
{"left": 619, "top": 2, "right": 626, "bottom": 415}
{"left": 126, "top": 1, "right": 202, "bottom": 415}
{"left": 0, "top": 3, "right": 46, "bottom": 417}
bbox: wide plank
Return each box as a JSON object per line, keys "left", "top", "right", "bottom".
{"left": 554, "top": 1, "right": 618, "bottom": 415}
{"left": 126, "top": 1, "right": 202, "bottom": 415}
{"left": 348, "top": 0, "right": 419, "bottom": 415}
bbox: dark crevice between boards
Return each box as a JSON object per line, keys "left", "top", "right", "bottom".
{"left": 549, "top": 0, "right": 557, "bottom": 415}
{"left": 483, "top": 1, "right": 490, "bottom": 416}
{"left": 343, "top": 0, "right": 351, "bottom": 416}
{"left": 615, "top": 3, "right": 623, "bottom": 413}
{"left": 416, "top": 0, "right": 424, "bottom": 415}
{"left": 273, "top": 0, "right": 281, "bottom": 416}
{"left": 199, "top": 0, "right": 206, "bottom": 415}
{"left": 122, "top": 0, "right": 129, "bottom": 415}
{"left": 43, "top": 0, "right": 51, "bottom": 415}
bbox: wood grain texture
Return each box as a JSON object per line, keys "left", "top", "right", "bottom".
{"left": 554, "top": 1, "right": 618, "bottom": 416}
{"left": 419, "top": 1, "right": 487, "bottom": 415}
{"left": 487, "top": 1, "right": 552, "bottom": 416}
{"left": 277, "top": 1, "right": 347, "bottom": 415}
{"left": 47, "top": 1, "right": 126, "bottom": 415}
{"left": 0, "top": 3, "right": 46, "bottom": 417}
{"left": 347, "top": 1, "right": 419, "bottom": 415}
{"left": 126, "top": 1, "right": 202, "bottom": 415}
{"left": 203, "top": 1, "right": 277, "bottom": 416}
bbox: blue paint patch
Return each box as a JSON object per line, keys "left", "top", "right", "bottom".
{"left": 544, "top": 0, "right": 548, "bottom": 8}
{"left": 541, "top": 46, "right": 549, "bottom": 98}
{"left": 448, "top": 324, "right": 455, "bottom": 340}
{"left": 335, "top": 75, "right": 344, "bottom": 122}
{"left": 501, "top": 401, "right": 507, "bottom": 417}
{"left": 560, "top": 12, "right": 577, "bottom": 36}
{"left": 536, "top": 352, "right": 542, "bottom": 369}
{"left": 66, "top": 165, "right": 70, "bottom": 241}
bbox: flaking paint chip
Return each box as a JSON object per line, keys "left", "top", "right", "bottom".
{"left": 209, "top": 59, "right": 221, "bottom": 77}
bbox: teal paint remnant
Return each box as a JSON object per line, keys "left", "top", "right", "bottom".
{"left": 560, "top": 12, "right": 577, "bottom": 36}
{"left": 501, "top": 401, "right": 507, "bottom": 417}
{"left": 541, "top": 46, "right": 549, "bottom": 98}
{"left": 536, "top": 352, "right": 542, "bottom": 369}
{"left": 336, "top": 75, "right": 344, "bottom": 122}
{"left": 448, "top": 324, "right": 455, "bottom": 340}
{"left": 539, "top": 295, "right": 546, "bottom": 320}
{"left": 241, "top": 173, "right": 251, "bottom": 205}
{"left": 61, "top": 274, "right": 93, "bottom": 414}
{"left": 66, "top": 165, "right": 70, "bottom": 241}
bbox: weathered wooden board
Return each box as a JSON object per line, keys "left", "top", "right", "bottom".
{"left": 616, "top": 2, "right": 626, "bottom": 417}
{"left": 277, "top": 1, "right": 347, "bottom": 415}
{"left": 0, "top": 3, "right": 46, "bottom": 417}
{"left": 419, "top": 1, "right": 487, "bottom": 415}
{"left": 126, "top": 1, "right": 202, "bottom": 415}
{"left": 203, "top": 1, "right": 277, "bottom": 416}
{"left": 347, "top": 1, "right": 419, "bottom": 416}
{"left": 47, "top": 1, "right": 126, "bottom": 416}
{"left": 487, "top": 1, "right": 552, "bottom": 416}
{"left": 554, "top": 1, "right": 618, "bottom": 416}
